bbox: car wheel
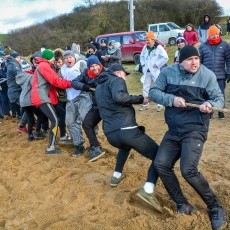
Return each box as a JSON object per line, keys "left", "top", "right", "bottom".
{"left": 134, "top": 54, "right": 140, "bottom": 64}
{"left": 168, "top": 38, "right": 176, "bottom": 46}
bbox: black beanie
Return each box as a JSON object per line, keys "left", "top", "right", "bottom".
{"left": 179, "top": 45, "right": 199, "bottom": 63}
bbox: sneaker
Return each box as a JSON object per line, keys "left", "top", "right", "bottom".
{"left": 46, "top": 146, "right": 62, "bottom": 154}
{"left": 209, "top": 206, "right": 227, "bottom": 230}
{"left": 139, "top": 103, "right": 149, "bottom": 111}
{"left": 34, "top": 131, "right": 45, "bottom": 139}
{"left": 110, "top": 173, "right": 125, "bottom": 187}
{"left": 157, "top": 105, "right": 162, "bottom": 112}
{"left": 136, "top": 187, "right": 163, "bottom": 213}
{"left": 218, "top": 112, "right": 225, "bottom": 120}
{"left": 72, "top": 144, "right": 85, "bottom": 157}
{"left": 177, "top": 203, "right": 195, "bottom": 215}
{"left": 28, "top": 134, "right": 34, "bottom": 141}
{"left": 18, "top": 126, "right": 28, "bottom": 134}
{"left": 58, "top": 136, "right": 73, "bottom": 146}
{"left": 88, "top": 146, "right": 105, "bottom": 162}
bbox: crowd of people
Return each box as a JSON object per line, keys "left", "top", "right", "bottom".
{"left": 0, "top": 16, "right": 229, "bottom": 230}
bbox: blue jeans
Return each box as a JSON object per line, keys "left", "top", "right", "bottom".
{"left": 0, "top": 91, "right": 10, "bottom": 115}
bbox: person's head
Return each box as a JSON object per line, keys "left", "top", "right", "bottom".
{"left": 10, "top": 51, "right": 21, "bottom": 63}
{"left": 186, "top": 23, "right": 194, "bottom": 31}
{"left": 41, "top": 49, "right": 55, "bottom": 64}
{"left": 145, "top": 31, "right": 155, "bottom": 47}
{"left": 88, "top": 36, "right": 95, "bottom": 44}
{"left": 207, "top": 25, "right": 221, "bottom": 41}
{"left": 54, "top": 49, "right": 64, "bottom": 69}
{"left": 87, "top": 55, "right": 102, "bottom": 75}
{"left": 4, "top": 46, "right": 11, "bottom": 57}
{"left": 176, "top": 36, "right": 186, "bottom": 49}
{"left": 63, "top": 50, "right": 76, "bottom": 67}
{"left": 87, "top": 44, "right": 96, "bottom": 54}
{"left": 109, "top": 63, "right": 130, "bottom": 81}
{"left": 179, "top": 45, "right": 200, "bottom": 73}
{"left": 100, "top": 39, "right": 107, "bottom": 47}
{"left": 30, "top": 51, "right": 42, "bottom": 69}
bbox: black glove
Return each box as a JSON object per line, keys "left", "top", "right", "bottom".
{"left": 225, "top": 75, "right": 230, "bottom": 83}
{"left": 82, "top": 84, "right": 91, "bottom": 92}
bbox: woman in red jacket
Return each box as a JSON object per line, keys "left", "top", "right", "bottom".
{"left": 31, "top": 49, "right": 72, "bottom": 154}
{"left": 183, "top": 23, "right": 199, "bottom": 46}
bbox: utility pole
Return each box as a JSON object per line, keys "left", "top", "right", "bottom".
{"left": 129, "top": 0, "right": 134, "bottom": 31}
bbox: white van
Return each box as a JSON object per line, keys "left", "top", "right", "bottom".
{"left": 148, "top": 22, "right": 184, "bottom": 46}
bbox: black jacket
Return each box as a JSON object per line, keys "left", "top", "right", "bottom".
{"left": 95, "top": 69, "right": 143, "bottom": 135}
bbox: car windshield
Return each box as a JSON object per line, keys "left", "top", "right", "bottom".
{"left": 134, "top": 32, "right": 146, "bottom": 41}
{"left": 167, "top": 22, "right": 181, "bottom": 29}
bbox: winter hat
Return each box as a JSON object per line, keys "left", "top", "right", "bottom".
{"left": 146, "top": 31, "right": 155, "bottom": 40}
{"left": 88, "top": 37, "right": 95, "bottom": 43}
{"left": 87, "top": 55, "right": 101, "bottom": 68}
{"left": 88, "top": 44, "right": 96, "bottom": 51}
{"left": 63, "top": 50, "right": 75, "bottom": 58}
{"left": 109, "top": 63, "right": 130, "bottom": 75}
{"left": 176, "top": 36, "right": 186, "bottom": 44}
{"left": 10, "top": 51, "right": 20, "bottom": 59}
{"left": 179, "top": 45, "right": 199, "bottom": 63}
{"left": 208, "top": 25, "right": 220, "bottom": 37}
{"left": 42, "top": 49, "right": 54, "bottom": 60}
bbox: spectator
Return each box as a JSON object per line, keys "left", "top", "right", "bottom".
{"left": 86, "top": 44, "right": 103, "bottom": 64}
{"left": 183, "top": 23, "right": 198, "bottom": 46}
{"left": 99, "top": 39, "right": 108, "bottom": 67}
{"left": 199, "top": 25, "right": 230, "bottom": 120}
{"left": 227, "top": 17, "right": 230, "bottom": 36}
{"left": 198, "top": 14, "right": 212, "bottom": 43}
{"left": 88, "top": 36, "right": 101, "bottom": 50}
{"left": 174, "top": 36, "right": 187, "bottom": 63}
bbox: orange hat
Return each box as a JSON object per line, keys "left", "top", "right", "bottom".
{"left": 208, "top": 25, "right": 220, "bottom": 37}
{"left": 146, "top": 31, "right": 155, "bottom": 40}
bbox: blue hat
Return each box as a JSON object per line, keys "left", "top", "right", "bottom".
{"left": 87, "top": 55, "right": 101, "bottom": 68}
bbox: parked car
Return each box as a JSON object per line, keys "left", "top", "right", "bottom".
{"left": 148, "top": 22, "right": 184, "bottom": 46}
{"left": 96, "top": 31, "right": 147, "bottom": 64}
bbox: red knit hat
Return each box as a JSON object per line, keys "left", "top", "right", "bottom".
{"left": 208, "top": 25, "right": 220, "bottom": 37}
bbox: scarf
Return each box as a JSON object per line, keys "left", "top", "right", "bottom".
{"left": 87, "top": 65, "right": 103, "bottom": 78}
{"left": 208, "top": 36, "right": 221, "bottom": 45}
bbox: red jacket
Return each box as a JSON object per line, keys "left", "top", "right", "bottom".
{"left": 31, "top": 58, "right": 71, "bottom": 106}
{"left": 184, "top": 30, "right": 199, "bottom": 46}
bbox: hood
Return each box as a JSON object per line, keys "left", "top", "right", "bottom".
{"left": 97, "top": 69, "right": 116, "bottom": 84}
{"left": 15, "top": 71, "right": 32, "bottom": 86}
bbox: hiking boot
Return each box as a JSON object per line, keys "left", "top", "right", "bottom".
{"left": 110, "top": 173, "right": 125, "bottom": 187}
{"left": 58, "top": 135, "right": 73, "bottom": 146}
{"left": 218, "top": 112, "right": 225, "bottom": 120}
{"left": 28, "top": 134, "right": 34, "bottom": 141}
{"left": 88, "top": 146, "right": 105, "bottom": 162}
{"left": 177, "top": 203, "right": 195, "bottom": 215}
{"left": 139, "top": 103, "right": 149, "bottom": 111}
{"left": 18, "top": 126, "right": 28, "bottom": 134}
{"left": 72, "top": 144, "right": 85, "bottom": 157}
{"left": 46, "top": 146, "right": 62, "bottom": 154}
{"left": 136, "top": 187, "right": 163, "bottom": 213}
{"left": 209, "top": 206, "right": 227, "bottom": 230}
{"left": 34, "top": 131, "right": 45, "bottom": 139}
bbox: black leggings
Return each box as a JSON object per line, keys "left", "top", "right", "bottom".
{"left": 39, "top": 103, "right": 59, "bottom": 148}
{"left": 82, "top": 108, "right": 101, "bottom": 147}
{"left": 106, "top": 127, "right": 159, "bottom": 184}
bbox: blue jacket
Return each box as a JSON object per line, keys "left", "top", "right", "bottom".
{"left": 199, "top": 40, "right": 230, "bottom": 80}
{"left": 149, "top": 63, "right": 224, "bottom": 139}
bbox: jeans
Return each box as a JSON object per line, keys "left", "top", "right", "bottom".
{"left": 0, "top": 91, "right": 10, "bottom": 115}
{"left": 154, "top": 131, "right": 219, "bottom": 209}
{"left": 107, "top": 127, "right": 159, "bottom": 184}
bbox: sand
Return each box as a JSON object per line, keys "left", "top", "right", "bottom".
{"left": 0, "top": 98, "right": 229, "bottom": 230}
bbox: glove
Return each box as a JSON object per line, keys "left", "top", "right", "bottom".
{"left": 225, "top": 75, "right": 230, "bottom": 83}
{"left": 82, "top": 84, "right": 91, "bottom": 92}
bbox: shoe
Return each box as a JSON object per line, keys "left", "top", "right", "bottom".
{"left": 88, "top": 146, "right": 105, "bottom": 162}
{"left": 28, "top": 134, "right": 34, "bottom": 141}
{"left": 157, "top": 105, "right": 162, "bottom": 112}
{"left": 58, "top": 135, "right": 73, "bottom": 145}
{"left": 46, "top": 146, "right": 62, "bottom": 154}
{"left": 110, "top": 173, "right": 125, "bottom": 187}
{"left": 18, "top": 126, "right": 28, "bottom": 134}
{"left": 0, "top": 114, "right": 4, "bottom": 119}
{"left": 72, "top": 144, "right": 85, "bottom": 157}
{"left": 139, "top": 103, "right": 149, "bottom": 111}
{"left": 209, "top": 206, "right": 227, "bottom": 230}
{"left": 34, "top": 131, "right": 45, "bottom": 139}
{"left": 177, "top": 203, "right": 195, "bottom": 215}
{"left": 136, "top": 187, "right": 163, "bottom": 213}
{"left": 218, "top": 112, "right": 225, "bottom": 120}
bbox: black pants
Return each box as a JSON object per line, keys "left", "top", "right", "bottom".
{"left": 107, "top": 127, "right": 159, "bottom": 184}
{"left": 54, "top": 102, "right": 67, "bottom": 138}
{"left": 82, "top": 108, "right": 101, "bottom": 147}
{"left": 39, "top": 103, "right": 59, "bottom": 148}
{"left": 154, "top": 131, "right": 219, "bottom": 209}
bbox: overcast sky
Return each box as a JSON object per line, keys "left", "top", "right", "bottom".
{"left": 0, "top": 0, "right": 229, "bottom": 34}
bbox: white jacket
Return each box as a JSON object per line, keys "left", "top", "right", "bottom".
{"left": 140, "top": 44, "right": 168, "bottom": 79}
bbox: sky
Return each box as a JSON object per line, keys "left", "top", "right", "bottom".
{"left": 0, "top": 0, "right": 230, "bottom": 34}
